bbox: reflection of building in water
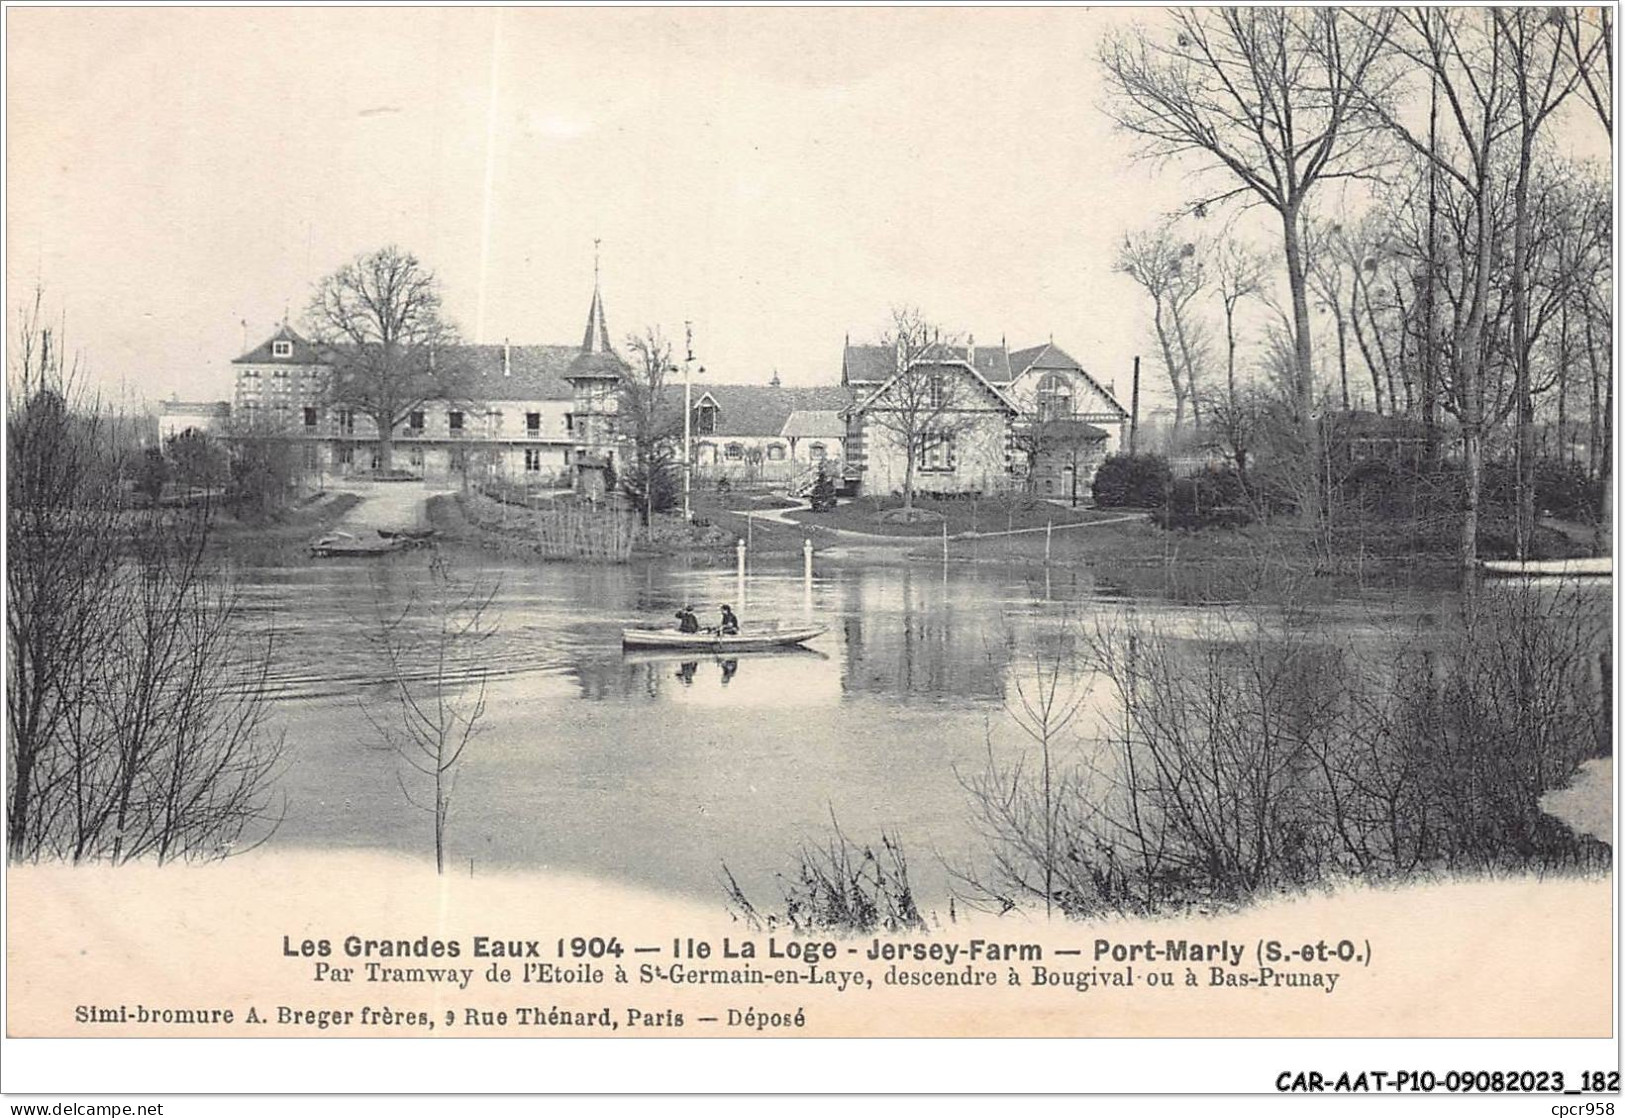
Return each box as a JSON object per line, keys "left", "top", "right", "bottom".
{"left": 837, "top": 569, "right": 1009, "bottom": 702}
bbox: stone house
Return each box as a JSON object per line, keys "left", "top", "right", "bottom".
{"left": 840, "top": 334, "right": 1128, "bottom": 498}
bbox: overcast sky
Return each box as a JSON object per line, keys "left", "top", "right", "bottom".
{"left": 6, "top": 7, "right": 1609, "bottom": 412}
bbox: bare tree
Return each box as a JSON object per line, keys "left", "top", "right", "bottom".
{"left": 1117, "top": 225, "right": 1207, "bottom": 440}
{"left": 1495, "top": 7, "right": 1587, "bottom": 560}
{"left": 619, "top": 327, "right": 682, "bottom": 529}
{"left": 1210, "top": 236, "right": 1267, "bottom": 414}
{"left": 1304, "top": 217, "right": 1355, "bottom": 411}
{"left": 1564, "top": 6, "right": 1613, "bottom": 139}
{"left": 306, "top": 246, "right": 463, "bottom": 474}
{"left": 362, "top": 552, "right": 496, "bottom": 875}
{"left": 7, "top": 288, "right": 284, "bottom": 864}
{"left": 1101, "top": 7, "right": 1396, "bottom": 518}
{"left": 1353, "top": 9, "right": 1516, "bottom": 570}
{"left": 852, "top": 307, "right": 992, "bottom": 513}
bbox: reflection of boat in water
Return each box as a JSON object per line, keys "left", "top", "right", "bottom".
{"left": 1480, "top": 557, "right": 1612, "bottom": 578}
{"left": 619, "top": 644, "right": 828, "bottom": 666}
{"left": 620, "top": 624, "right": 827, "bottom": 652}
{"left": 309, "top": 531, "right": 403, "bottom": 558}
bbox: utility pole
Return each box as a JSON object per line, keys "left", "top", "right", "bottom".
{"left": 1129, "top": 355, "right": 1141, "bottom": 456}
{"left": 682, "top": 321, "right": 694, "bottom": 521}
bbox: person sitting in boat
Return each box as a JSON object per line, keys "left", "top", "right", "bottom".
{"left": 719, "top": 604, "right": 739, "bottom": 635}
{"left": 676, "top": 606, "right": 701, "bottom": 634}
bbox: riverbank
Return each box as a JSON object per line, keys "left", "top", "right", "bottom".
{"left": 212, "top": 490, "right": 363, "bottom": 548}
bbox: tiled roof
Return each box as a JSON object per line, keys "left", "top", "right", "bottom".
{"left": 1010, "top": 343, "right": 1128, "bottom": 418}
{"left": 842, "top": 344, "right": 895, "bottom": 385}
{"left": 842, "top": 340, "right": 1013, "bottom": 384}
{"left": 1008, "top": 345, "right": 1048, "bottom": 379}
{"left": 232, "top": 325, "right": 326, "bottom": 365}
{"left": 780, "top": 409, "right": 844, "bottom": 438}
{"left": 447, "top": 345, "right": 582, "bottom": 400}
{"left": 917, "top": 341, "right": 1011, "bottom": 383}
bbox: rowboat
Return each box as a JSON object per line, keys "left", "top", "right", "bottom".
{"left": 620, "top": 624, "right": 826, "bottom": 652}
{"left": 309, "top": 531, "right": 403, "bottom": 558}
{"left": 1480, "top": 557, "right": 1612, "bottom": 578}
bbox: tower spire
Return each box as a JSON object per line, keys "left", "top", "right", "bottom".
{"left": 581, "top": 242, "right": 611, "bottom": 354}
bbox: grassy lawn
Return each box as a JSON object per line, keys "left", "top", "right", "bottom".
{"left": 783, "top": 493, "right": 1128, "bottom": 537}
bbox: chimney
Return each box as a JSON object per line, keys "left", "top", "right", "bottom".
{"left": 503, "top": 339, "right": 511, "bottom": 376}
{"left": 895, "top": 334, "right": 905, "bottom": 373}
{"left": 770, "top": 369, "right": 781, "bottom": 388}
{"left": 967, "top": 333, "right": 976, "bottom": 368}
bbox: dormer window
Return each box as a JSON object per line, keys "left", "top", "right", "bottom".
{"left": 694, "top": 402, "right": 718, "bottom": 436}
{"left": 272, "top": 340, "right": 293, "bottom": 358}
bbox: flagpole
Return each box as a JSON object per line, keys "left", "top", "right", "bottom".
{"left": 683, "top": 320, "right": 693, "bottom": 522}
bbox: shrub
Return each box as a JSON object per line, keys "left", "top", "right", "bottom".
{"left": 1152, "top": 467, "right": 1254, "bottom": 530}
{"left": 1091, "top": 453, "right": 1172, "bottom": 508}
{"left": 808, "top": 463, "right": 838, "bottom": 512}
{"left": 1534, "top": 458, "right": 1606, "bottom": 522}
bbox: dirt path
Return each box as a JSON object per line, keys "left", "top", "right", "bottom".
{"left": 328, "top": 481, "right": 437, "bottom": 533}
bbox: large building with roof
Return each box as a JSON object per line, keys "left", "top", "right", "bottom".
{"left": 683, "top": 377, "right": 850, "bottom": 485}
{"left": 226, "top": 274, "right": 629, "bottom": 488}
{"left": 840, "top": 334, "right": 1129, "bottom": 499}
{"left": 210, "top": 272, "right": 1127, "bottom": 502}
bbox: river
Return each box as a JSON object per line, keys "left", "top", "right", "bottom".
{"left": 227, "top": 543, "right": 1606, "bottom": 911}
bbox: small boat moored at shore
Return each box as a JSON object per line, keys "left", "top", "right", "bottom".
{"left": 621, "top": 624, "right": 826, "bottom": 652}
{"left": 309, "top": 531, "right": 404, "bottom": 558}
{"left": 1480, "top": 557, "right": 1612, "bottom": 579}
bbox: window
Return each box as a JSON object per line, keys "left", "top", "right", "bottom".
{"left": 921, "top": 431, "right": 955, "bottom": 472}
{"left": 338, "top": 445, "right": 354, "bottom": 466}
{"left": 448, "top": 410, "right": 464, "bottom": 432}
{"left": 302, "top": 444, "right": 320, "bottom": 470}
{"left": 409, "top": 410, "right": 425, "bottom": 430}
{"left": 408, "top": 447, "right": 424, "bottom": 468}
{"left": 272, "top": 340, "right": 293, "bottom": 358}
{"left": 273, "top": 368, "right": 288, "bottom": 380}
{"left": 694, "top": 403, "right": 718, "bottom": 435}
{"left": 927, "top": 372, "right": 947, "bottom": 409}
{"left": 1036, "top": 373, "right": 1073, "bottom": 422}
{"left": 526, "top": 411, "right": 541, "bottom": 436}
{"left": 524, "top": 448, "right": 543, "bottom": 472}
{"left": 767, "top": 444, "right": 786, "bottom": 461}
{"left": 725, "top": 442, "right": 745, "bottom": 460}
{"left": 303, "top": 407, "right": 318, "bottom": 429}
{"left": 338, "top": 409, "right": 354, "bottom": 435}
{"left": 565, "top": 413, "right": 575, "bottom": 433}
{"left": 807, "top": 443, "right": 827, "bottom": 461}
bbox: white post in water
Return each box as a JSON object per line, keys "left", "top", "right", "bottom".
{"left": 1046, "top": 517, "right": 1053, "bottom": 565}
{"left": 941, "top": 518, "right": 948, "bottom": 564}
{"left": 736, "top": 536, "right": 746, "bottom": 609}
{"left": 803, "top": 537, "right": 814, "bottom": 618}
